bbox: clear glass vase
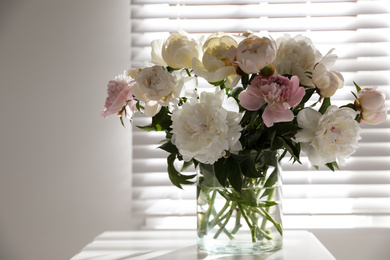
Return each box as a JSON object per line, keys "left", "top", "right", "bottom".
{"left": 196, "top": 151, "right": 283, "bottom": 254}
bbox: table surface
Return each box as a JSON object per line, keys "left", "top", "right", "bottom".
{"left": 70, "top": 230, "right": 336, "bottom": 260}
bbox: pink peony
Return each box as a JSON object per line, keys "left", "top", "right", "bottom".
{"left": 238, "top": 75, "right": 304, "bottom": 127}
{"left": 102, "top": 73, "right": 137, "bottom": 119}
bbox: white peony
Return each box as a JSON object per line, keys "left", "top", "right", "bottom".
{"left": 192, "top": 32, "right": 239, "bottom": 88}
{"left": 132, "top": 66, "right": 181, "bottom": 116}
{"left": 160, "top": 31, "right": 203, "bottom": 69}
{"left": 151, "top": 37, "right": 168, "bottom": 67}
{"left": 312, "top": 49, "right": 344, "bottom": 97}
{"left": 295, "top": 106, "right": 361, "bottom": 166}
{"left": 171, "top": 90, "right": 242, "bottom": 164}
{"left": 275, "top": 34, "right": 322, "bottom": 87}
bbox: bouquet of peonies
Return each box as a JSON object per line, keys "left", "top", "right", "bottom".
{"left": 102, "top": 30, "right": 388, "bottom": 252}
{"left": 102, "top": 30, "right": 387, "bottom": 191}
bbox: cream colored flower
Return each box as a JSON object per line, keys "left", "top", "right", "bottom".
{"left": 192, "top": 32, "right": 239, "bottom": 88}
{"left": 295, "top": 106, "right": 361, "bottom": 166}
{"left": 312, "top": 49, "right": 344, "bottom": 97}
{"left": 275, "top": 34, "right": 322, "bottom": 87}
{"left": 132, "top": 66, "right": 180, "bottom": 116}
{"left": 171, "top": 91, "right": 242, "bottom": 164}
{"left": 233, "top": 35, "right": 277, "bottom": 75}
{"left": 356, "top": 87, "right": 388, "bottom": 125}
{"left": 160, "top": 31, "right": 203, "bottom": 69}
{"left": 151, "top": 38, "right": 168, "bottom": 66}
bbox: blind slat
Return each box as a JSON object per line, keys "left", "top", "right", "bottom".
{"left": 132, "top": 0, "right": 385, "bottom": 5}
{"left": 133, "top": 185, "right": 390, "bottom": 200}
{"left": 131, "top": 29, "right": 390, "bottom": 47}
{"left": 132, "top": 15, "right": 390, "bottom": 33}
{"left": 133, "top": 170, "right": 390, "bottom": 186}
{"left": 130, "top": 0, "right": 390, "bottom": 229}
{"left": 132, "top": 2, "right": 389, "bottom": 19}
{"left": 133, "top": 157, "right": 390, "bottom": 172}
{"left": 132, "top": 198, "right": 390, "bottom": 215}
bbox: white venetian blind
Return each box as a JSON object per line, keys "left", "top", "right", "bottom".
{"left": 130, "top": 0, "right": 390, "bottom": 230}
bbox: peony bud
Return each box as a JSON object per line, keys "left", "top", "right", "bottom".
{"left": 161, "top": 31, "right": 203, "bottom": 69}
{"left": 234, "top": 35, "right": 277, "bottom": 75}
{"left": 259, "top": 64, "right": 275, "bottom": 77}
{"left": 356, "top": 87, "right": 388, "bottom": 125}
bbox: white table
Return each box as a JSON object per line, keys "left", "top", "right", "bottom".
{"left": 70, "top": 230, "right": 336, "bottom": 260}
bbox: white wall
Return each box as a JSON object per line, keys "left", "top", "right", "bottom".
{"left": 0, "top": 1, "right": 132, "bottom": 260}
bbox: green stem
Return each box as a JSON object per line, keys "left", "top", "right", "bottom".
{"left": 185, "top": 68, "right": 192, "bottom": 77}
{"left": 210, "top": 206, "right": 234, "bottom": 240}
{"left": 258, "top": 206, "right": 283, "bottom": 236}
{"left": 260, "top": 188, "right": 275, "bottom": 231}
{"left": 214, "top": 202, "right": 236, "bottom": 239}
{"left": 256, "top": 226, "right": 273, "bottom": 240}
{"left": 209, "top": 200, "right": 230, "bottom": 229}
{"left": 231, "top": 208, "right": 241, "bottom": 234}
{"left": 237, "top": 203, "right": 257, "bottom": 243}
{"left": 198, "top": 190, "right": 217, "bottom": 236}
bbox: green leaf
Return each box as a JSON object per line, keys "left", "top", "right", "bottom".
{"left": 181, "top": 160, "right": 193, "bottom": 172}
{"left": 240, "top": 111, "right": 252, "bottom": 124}
{"left": 271, "top": 136, "right": 283, "bottom": 151}
{"left": 166, "top": 66, "right": 179, "bottom": 72}
{"left": 229, "top": 153, "right": 247, "bottom": 163}
{"left": 119, "top": 114, "right": 125, "bottom": 128}
{"left": 241, "top": 74, "right": 249, "bottom": 88}
{"left": 226, "top": 157, "right": 242, "bottom": 192}
{"left": 333, "top": 161, "right": 340, "bottom": 170}
{"left": 261, "top": 167, "right": 279, "bottom": 198}
{"left": 273, "top": 122, "right": 300, "bottom": 136}
{"left": 158, "top": 140, "right": 179, "bottom": 154}
{"left": 325, "top": 162, "right": 335, "bottom": 171}
{"left": 325, "top": 161, "right": 340, "bottom": 171}
{"left": 209, "top": 79, "right": 226, "bottom": 86}
{"left": 240, "top": 200, "right": 278, "bottom": 208}
{"left": 278, "top": 149, "right": 288, "bottom": 162}
{"left": 281, "top": 137, "right": 301, "bottom": 163}
{"left": 299, "top": 88, "right": 316, "bottom": 107}
{"left": 137, "top": 125, "right": 156, "bottom": 132}
{"left": 318, "top": 97, "right": 331, "bottom": 115}
{"left": 199, "top": 163, "right": 222, "bottom": 188}
{"left": 214, "top": 159, "right": 228, "bottom": 187}
{"left": 138, "top": 107, "right": 172, "bottom": 132}
{"left": 247, "top": 131, "right": 262, "bottom": 149}
{"left": 341, "top": 103, "right": 357, "bottom": 111}
{"left": 136, "top": 100, "right": 143, "bottom": 112}
{"left": 167, "top": 154, "right": 196, "bottom": 189}
{"left": 230, "top": 86, "right": 244, "bottom": 99}
{"left": 152, "top": 106, "right": 172, "bottom": 131}
{"left": 355, "top": 113, "right": 362, "bottom": 123}
{"left": 353, "top": 81, "right": 361, "bottom": 92}
{"left": 239, "top": 157, "right": 263, "bottom": 178}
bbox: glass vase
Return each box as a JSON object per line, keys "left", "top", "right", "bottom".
{"left": 196, "top": 151, "right": 283, "bottom": 254}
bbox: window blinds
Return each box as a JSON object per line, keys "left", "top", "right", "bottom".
{"left": 130, "top": 0, "right": 390, "bottom": 230}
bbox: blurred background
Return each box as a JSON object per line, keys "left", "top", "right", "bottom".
{"left": 0, "top": 1, "right": 132, "bottom": 259}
